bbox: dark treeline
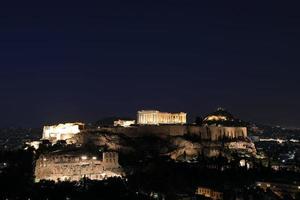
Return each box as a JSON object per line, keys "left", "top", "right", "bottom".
{"left": 0, "top": 149, "right": 299, "bottom": 200}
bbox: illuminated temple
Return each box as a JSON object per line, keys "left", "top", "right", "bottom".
{"left": 137, "top": 110, "right": 187, "bottom": 125}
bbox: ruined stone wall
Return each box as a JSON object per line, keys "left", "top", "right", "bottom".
{"left": 72, "top": 125, "right": 247, "bottom": 143}
{"left": 42, "top": 123, "right": 84, "bottom": 143}
{"left": 190, "top": 126, "right": 247, "bottom": 141}
{"left": 102, "top": 152, "right": 119, "bottom": 170}
{"left": 35, "top": 152, "right": 122, "bottom": 182}
{"left": 94, "top": 125, "right": 187, "bottom": 137}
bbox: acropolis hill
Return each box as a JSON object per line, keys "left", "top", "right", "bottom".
{"left": 34, "top": 108, "right": 256, "bottom": 162}
{"left": 31, "top": 108, "right": 257, "bottom": 182}
{"left": 42, "top": 109, "right": 246, "bottom": 142}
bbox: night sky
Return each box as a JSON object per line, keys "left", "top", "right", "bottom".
{"left": 1, "top": 1, "right": 300, "bottom": 128}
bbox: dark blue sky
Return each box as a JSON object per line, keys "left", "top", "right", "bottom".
{"left": 0, "top": 1, "right": 300, "bottom": 128}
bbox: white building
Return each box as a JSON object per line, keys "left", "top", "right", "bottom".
{"left": 113, "top": 119, "right": 135, "bottom": 127}
{"left": 137, "top": 110, "right": 187, "bottom": 125}
{"left": 42, "top": 122, "right": 85, "bottom": 142}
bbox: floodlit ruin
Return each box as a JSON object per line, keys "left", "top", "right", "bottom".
{"left": 137, "top": 110, "right": 187, "bottom": 125}
{"left": 42, "top": 122, "right": 85, "bottom": 142}
{"left": 35, "top": 150, "right": 123, "bottom": 182}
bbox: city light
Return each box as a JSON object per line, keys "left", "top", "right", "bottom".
{"left": 81, "top": 156, "right": 87, "bottom": 160}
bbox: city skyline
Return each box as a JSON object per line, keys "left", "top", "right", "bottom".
{"left": 0, "top": 2, "right": 299, "bottom": 199}
{"left": 1, "top": 1, "right": 300, "bottom": 128}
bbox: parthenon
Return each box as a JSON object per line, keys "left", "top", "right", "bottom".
{"left": 137, "top": 110, "right": 187, "bottom": 125}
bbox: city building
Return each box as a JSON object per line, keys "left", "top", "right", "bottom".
{"left": 35, "top": 150, "right": 123, "bottom": 182}
{"left": 137, "top": 110, "right": 187, "bottom": 125}
{"left": 196, "top": 186, "right": 223, "bottom": 200}
{"left": 42, "top": 122, "right": 85, "bottom": 143}
{"left": 256, "top": 182, "right": 300, "bottom": 199}
{"left": 113, "top": 119, "right": 135, "bottom": 127}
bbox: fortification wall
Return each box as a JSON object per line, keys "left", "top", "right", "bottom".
{"left": 94, "top": 125, "right": 247, "bottom": 141}
{"left": 95, "top": 125, "right": 188, "bottom": 137}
